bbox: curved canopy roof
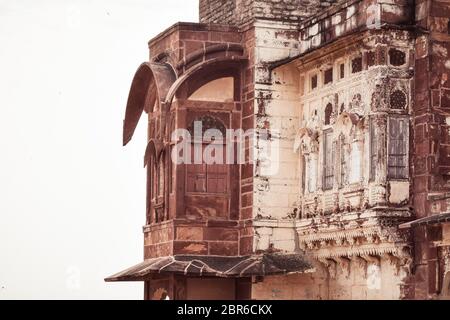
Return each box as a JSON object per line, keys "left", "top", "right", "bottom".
{"left": 123, "top": 62, "right": 176, "bottom": 146}
{"left": 105, "top": 253, "right": 314, "bottom": 281}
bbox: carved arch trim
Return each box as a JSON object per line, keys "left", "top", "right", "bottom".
{"left": 333, "top": 111, "right": 364, "bottom": 139}
{"left": 176, "top": 43, "right": 244, "bottom": 71}
{"left": 144, "top": 139, "right": 164, "bottom": 168}
{"left": 165, "top": 57, "right": 247, "bottom": 109}
{"left": 294, "top": 128, "right": 319, "bottom": 153}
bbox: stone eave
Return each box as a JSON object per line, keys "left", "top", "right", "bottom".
{"left": 270, "top": 24, "right": 417, "bottom": 73}
{"left": 254, "top": 208, "right": 412, "bottom": 229}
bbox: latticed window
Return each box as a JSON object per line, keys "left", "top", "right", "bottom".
{"left": 367, "top": 51, "right": 376, "bottom": 67}
{"left": 187, "top": 115, "right": 226, "bottom": 137}
{"left": 339, "top": 63, "right": 345, "bottom": 79}
{"left": 324, "top": 68, "right": 333, "bottom": 85}
{"left": 186, "top": 160, "right": 206, "bottom": 193}
{"left": 158, "top": 154, "right": 164, "bottom": 197}
{"left": 390, "top": 90, "right": 407, "bottom": 109}
{"left": 323, "top": 130, "right": 334, "bottom": 190}
{"left": 311, "top": 74, "right": 318, "bottom": 90}
{"left": 324, "top": 103, "right": 333, "bottom": 125}
{"left": 152, "top": 161, "right": 157, "bottom": 200}
{"left": 340, "top": 135, "right": 347, "bottom": 187}
{"left": 352, "top": 56, "right": 362, "bottom": 73}
{"left": 301, "top": 155, "right": 306, "bottom": 194}
{"left": 170, "top": 146, "right": 175, "bottom": 194}
{"left": 370, "top": 120, "right": 377, "bottom": 181}
{"left": 186, "top": 116, "right": 228, "bottom": 194}
{"left": 389, "top": 48, "right": 406, "bottom": 66}
{"left": 186, "top": 146, "right": 228, "bottom": 194}
{"left": 388, "top": 117, "right": 409, "bottom": 179}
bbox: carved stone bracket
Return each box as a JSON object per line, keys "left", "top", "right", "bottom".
{"left": 362, "top": 254, "right": 381, "bottom": 266}
{"left": 352, "top": 256, "right": 368, "bottom": 277}
{"left": 384, "top": 253, "right": 402, "bottom": 276}
{"left": 397, "top": 247, "right": 414, "bottom": 276}
{"left": 318, "top": 258, "right": 337, "bottom": 279}
{"left": 335, "top": 256, "right": 352, "bottom": 279}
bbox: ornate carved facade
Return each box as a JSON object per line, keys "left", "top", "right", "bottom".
{"left": 106, "top": 0, "right": 450, "bottom": 300}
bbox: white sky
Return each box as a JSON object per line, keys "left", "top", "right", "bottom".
{"left": 0, "top": 0, "right": 198, "bottom": 299}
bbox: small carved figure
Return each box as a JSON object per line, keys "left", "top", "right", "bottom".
{"left": 345, "top": 199, "right": 352, "bottom": 213}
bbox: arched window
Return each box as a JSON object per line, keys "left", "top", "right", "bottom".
{"left": 301, "top": 155, "right": 306, "bottom": 194}
{"left": 158, "top": 154, "right": 164, "bottom": 197}
{"left": 307, "top": 155, "right": 318, "bottom": 193}
{"left": 323, "top": 129, "right": 334, "bottom": 190}
{"left": 186, "top": 115, "right": 228, "bottom": 194}
{"left": 150, "top": 152, "right": 166, "bottom": 223}
{"left": 339, "top": 134, "right": 347, "bottom": 187}
{"left": 169, "top": 116, "right": 176, "bottom": 194}
{"left": 297, "top": 130, "right": 319, "bottom": 194}
{"left": 170, "top": 146, "right": 175, "bottom": 194}
{"left": 152, "top": 161, "right": 158, "bottom": 201}
{"left": 388, "top": 117, "right": 408, "bottom": 179}
{"left": 187, "top": 115, "right": 226, "bottom": 137}
{"left": 146, "top": 159, "right": 154, "bottom": 225}
{"left": 325, "top": 103, "right": 333, "bottom": 125}
{"left": 349, "top": 135, "right": 363, "bottom": 184}
{"left": 150, "top": 159, "right": 159, "bottom": 223}
{"left": 370, "top": 120, "right": 377, "bottom": 182}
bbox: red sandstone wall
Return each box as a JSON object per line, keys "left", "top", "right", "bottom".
{"left": 412, "top": 0, "right": 450, "bottom": 299}
{"left": 148, "top": 23, "right": 242, "bottom": 72}
{"left": 142, "top": 23, "right": 255, "bottom": 259}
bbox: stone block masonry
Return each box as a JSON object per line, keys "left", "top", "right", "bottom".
{"left": 108, "top": 0, "right": 450, "bottom": 301}
{"left": 200, "top": 0, "right": 340, "bottom": 26}
{"left": 199, "top": 0, "right": 237, "bottom": 24}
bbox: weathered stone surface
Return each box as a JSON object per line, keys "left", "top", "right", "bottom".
{"left": 200, "top": 0, "right": 343, "bottom": 26}
{"left": 111, "top": 0, "right": 450, "bottom": 301}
